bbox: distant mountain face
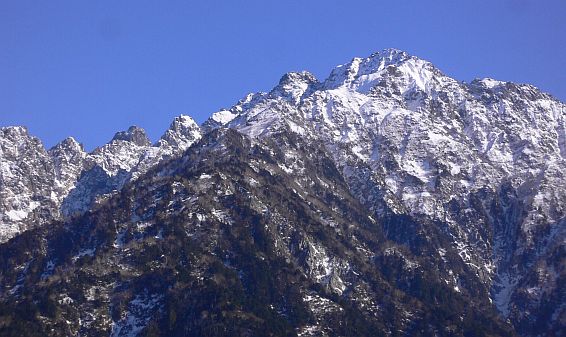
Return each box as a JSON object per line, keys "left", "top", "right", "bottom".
{"left": 0, "top": 116, "right": 202, "bottom": 241}
{"left": 0, "top": 49, "right": 564, "bottom": 336}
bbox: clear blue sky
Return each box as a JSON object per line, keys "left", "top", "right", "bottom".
{"left": 1, "top": 0, "right": 565, "bottom": 150}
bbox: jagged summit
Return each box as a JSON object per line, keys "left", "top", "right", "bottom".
{"left": 323, "top": 48, "right": 443, "bottom": 93}
{"left": 198, "top": 49, "right": 565, "bottom": 336}
{"left": 156, "top": 115, "right": 201, "bottom": 149}
{"left": 111, "top": 125, "right": 151, "bottom": 146}
{"left": 270, "top": 71, "right": 319, "bottom": 102}
{"left": 49, "top": 136, "right": 84, "bottom": 153}
{"left": 0, "top": 126, "right": 37, "bottom": 151}
{"left": 201, "top": 92, "right": 267, "bottom": 132}
{"left": 0, "top": 115, "right": 197, "bottom": 239}
{"left": 0, "top": 50, "right": 564, "bottom": 336}
{"left": 276, "top": 71, "right": 318, "bottom": 85}
{"left": 470, "top": 77, "right": 507, "bottom": 89}
{"left": 371, "top": 47, "right": 410, "bottom": 60}
{"left": 0, "top": 125, "right": 29, "bottom": 135}
{"left": 48, "top": 137, "right": 87, "bottom": 205}
{"left": 351, "top": 47, "right": 414, "bottom": 71}
{"left": 168, "top": 114, "right": 198, "bottom": 129}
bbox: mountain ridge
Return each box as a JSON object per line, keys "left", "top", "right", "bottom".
{"left": 0, "top": 49, "right": 564, "bottom": 336}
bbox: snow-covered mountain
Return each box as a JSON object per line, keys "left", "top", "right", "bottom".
{"left": 0, "top": 127, "right": 60, "bottom": 241}
{"left": 0, "top": 115, "right": 201, "bottom": 241}
{"left": 205, "top": 48, "right": 566, "bottom": 335}
{"left": 0, "top": 49, "right": 563, "bottom": 336}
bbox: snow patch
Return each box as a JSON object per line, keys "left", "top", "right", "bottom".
{"left": 211, "top": 110, "right": 238, "bottom": 125}
{"left": 492, "top": 273, "right": 519, "bottom": 317}
{"left": 72, "top": 247, "right": 96, "bottom": 261}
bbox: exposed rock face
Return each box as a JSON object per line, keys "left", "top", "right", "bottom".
{"left": 48, "top": 137, "right": 87, "bottom": 204}
{"left": 0, "top": 127, "right": 59, "bottom": 241}
{"left": 0, "top": 116, "right": 202, "bottom": 240}
{"left": 156, "top": 115, "right": 202, "bottom": 150}
{"left": 61, "top": 126, "right": 155, "bottom": 217}
{"left": 204, "top": 49, "right": 566, "bottom": 336}
{"left": 0, "top": 49, "right": 563, "bottom": 336}
{"left": 111, "top": 126, "right": 152, "bottom": 147}
{"left": 0, "top": 129, "right": 517, "bottom": 337}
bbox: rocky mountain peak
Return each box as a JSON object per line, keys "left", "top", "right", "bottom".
{"left": 0, "top": 125, "right": 29, "bottom": 138}
{"left": 470, "top": 77, "right": 507, "bottom": 90}
{"left": 49, "top": 136, "right": 84, "bottom": 154}
{"left": 270, "top": 71, "right": 319, "bottom": 102}
{"left": 48, "top": 137, "right": 87, "bottom": 173}
{"left": 111, "top": 125, "right": 151, "bottom": 146}
{"left": 0, "top": 50, "right": 564, "bottom": 336}
{"left": 171, "top": 114, "right": 198, "bottom": 129}
{"left": 213, "top": 50, "right": 565, "bottom": 336}
{"left": 156, "top": 115, "right": 201, "bottom": 149}
{"left": 360, "top": 47, "right": 413, "bottom": 70}
{"left": 48, "top": 137, "right": 87, "bottom": 205}
{"left": 277, "top": 71, "right": 318, "bottom": 86}
{"left": 0, "top": 126, "right": 47, "bottom": 163}
{"left": 323, "top": 48, "right": 444, "bottom": 94}
{"left": 0, "top": 126, "right": 44, "bottom": 156}
{"left": 201, "top": 92, "right": 268, "bottom": 132}
{"left": 0, "top": 126, "right": 56, "bottom": 242}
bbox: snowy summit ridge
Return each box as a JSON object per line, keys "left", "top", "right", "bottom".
{"left": 0, "top": 49, "right": 564, "bottom": 336}
{"left": 0, "top": 115, "right": 202, "bottom": 236}
{"left": 200, "top": 48, "right": 565, "bottom": 336}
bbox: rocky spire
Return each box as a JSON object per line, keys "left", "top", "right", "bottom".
{"left": 112, "top": 126, "right": 151, "bottom": 146}
{"left": 157, "top": 115, "right": 201, "bottom": 150}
